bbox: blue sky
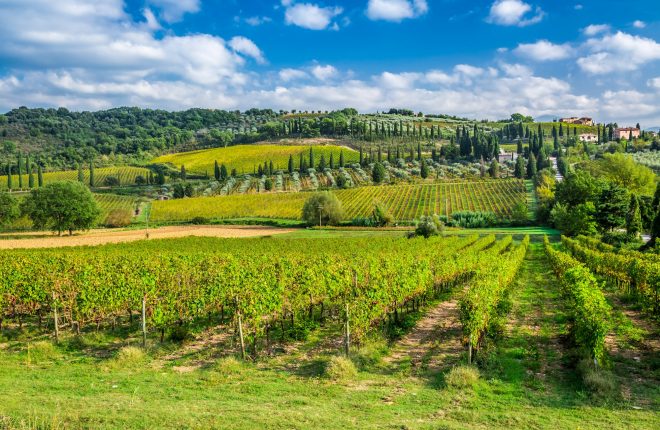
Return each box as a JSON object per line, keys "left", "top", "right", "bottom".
{"left": 0, "top": 0, "right": 659, "bottom": 125}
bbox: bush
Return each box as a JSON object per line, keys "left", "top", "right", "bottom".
{"left": 103, "top": 176, "right": 120, "bottom": 187}
{"left": 450, "top": 211, "right": 497, "bottom": 228}
{"left": 112, "top": 346, "right": 147, "bottom": 368}
{"left": 325, "top": 356, "right": 358, "bottom": 381}
{"left": 191, "top": 216, "right": 209, "bottom": 225}
{"left": 104, "top": 208, "right": 133, "bottom": 228}
{"left": 413, "top": 215, "right": 444, "bottom": 238}
{"left": 28, "top": 341, "right": 60, "bottom": 363}
{"left": 212, "top": 356, "right": 243, "bottom": 375}
{"left": 445, "top": 365, "right": 479, "bottom": 388}
{"left": 168, "top": 326, "right": 190, "bottom": 343}
{"left": 302, "top": 192, "right": 344, "bottom": 226}
{"left": 372, "top": 162, "right": 386, "bottom": 183}
{"left": 372, "top": 203, "right": 393, "bottom": 227}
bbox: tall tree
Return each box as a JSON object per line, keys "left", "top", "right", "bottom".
{"left": 37, "top": 165, "right": 43, "bottom": 187}
{"left": 526, "top": 153, "right": 537, "bottom": 179}
{"left": 626, "top": 194, "right": 643, "bottom": 237}
{"left": 339, "top": 150, "right": 345, "bottom": 168}
{"left": 514, "top": 155, "right": 525, "bottom": 179}
{"left": 220, "top": 164, "right": 228, "bottom": 180}
{"left": 77, "top": 163, "right": 84, "bottom": 183}
{"left": 214, "top": 160, "right": 220, "bottom": 181}
{"left": 288, "top": 155, "right": 294, "bottom": 174}
{"left": 180, "top": 165, "right": 187, "bottom": 180}
{"left": 17, "top": 152, "right": 23, "bottom": 189}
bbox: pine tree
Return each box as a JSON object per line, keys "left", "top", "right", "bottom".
{"left": 77, "top": 163, "right": 84, "bottom": 183}
{"left": 527, "top": 153, "right": 537, "bottom": 179}
{"left": 214, "top": 160, "right": 220, "bottom": 181}
{"left": 89, "top": 161, "right": 95, "bottom": 187}
{"left": 626, "top": 195, "right": 642, "bottom": 236}
{"left": 37, "top": 165, "right": 43, "bottom": 187}
{"left": 514, "top": 155, "right": 525, "bottom": 179}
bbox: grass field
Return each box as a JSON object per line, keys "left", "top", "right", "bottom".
{"left": 151, "top": 180, "right": 526, "bottom": 222}
{"left": 151, "top": 144, "right": 360, "bottom": 175}
{"left": 0, "top": 166, "right": 151, "bottom": 190}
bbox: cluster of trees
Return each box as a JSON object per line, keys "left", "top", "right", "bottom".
{"left": 0, "top": 181, "right": 100, "bottom": 235}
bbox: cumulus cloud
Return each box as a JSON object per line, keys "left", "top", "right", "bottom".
{"left": 311, "top": 65, "right": 338, "bottom": 81}
{"left": 648, "top": 77, "right": 660, "bottom": 90}
{"left": 279, "top": 68, "right": 308, "bottom": 82}
{"left": 578, "top": 31, "right": 660, "bottom": 74}
{"left": 633, "top": 20, "right": 646, "bottom": 29}
{"left": 147, "top": 0, "right": 200, "bottom": 23}
{"left": 283, "top": 1, "right": 343, "bottom": 30}
{"left": 486, "top": 0, "right": 544, "bottom": 27}
{"left": 244, "top": 16, "right": 272, "bottom": 26}
{"left": 514, "top": 40, "right": 573, "bottom": 61}
{"left": 366, "top": 0, "right": 428, "bottom": 22}
{"left": 229, "top": 37, "right": 266, "bottom": 64}
{"left": 583, "top": 24, "right": 610, "bottom": 36}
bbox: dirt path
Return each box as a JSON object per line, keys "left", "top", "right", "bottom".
{"left": 385, "top": 297, "right": 464, "bottom": 373}
{"left": 0, "top": 225, "right": 296, "bottom": 249}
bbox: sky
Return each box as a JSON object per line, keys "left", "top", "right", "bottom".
{"left": 0, "top": 0, "right": 659, "bottom": 126}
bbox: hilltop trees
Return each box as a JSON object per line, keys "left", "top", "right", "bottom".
{"left": 21, "top": 181, "right": 100, "bottom": 236}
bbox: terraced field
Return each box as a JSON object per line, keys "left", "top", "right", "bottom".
{"left": 151, "top": 180, "right": 526, "bottom": 222}
{"left": 152, "top": 144, "right": 360, "bottom": 174}
{"left": 0, "top": 166, "right": 151, "bottom": 190}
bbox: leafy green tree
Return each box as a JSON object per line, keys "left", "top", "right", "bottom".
{"left": 555, "top": 170, "right": 601, "bottom": 207}
{"left": 372, "top": 162, "right": 386, "bottom": 183}
{"left": 551, "top": 202, "right": 598, "bottom": 236}
{"left": 301, "top": 192, "right": 344, "bottom": 226}
{"left": 514, "top": 156, "right": 525, "bottom": 179}
{"left": 371, "top": 202, "right": 393, "bottom": 227}
{"left": 156, "top": 169, "right": 165, "bottom": 185}
{"left": 0, "top": 191, "right": 19, "bottom": 227}
{"left": 414, "top": 215, "right": 444, "bottom": 238}
{"left": 593, "top": 153, "right": 655, "bottom": 195}
{"left": 595, "top": 183, "right": 629, "bottom": 232}
{"left": 626, "top": 195, "right": 643, "bottom": 236}
{"left": 526, "top": 153, "right": 537, "bottom": 179}
{"left": 21, "top": 181, "right": 100, "bottom": 235}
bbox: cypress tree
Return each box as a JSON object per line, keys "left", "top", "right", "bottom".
{"left": 214, "top": 160, "right": 220, "bottom": 181}
{"left": 559, "top": 122, "right": 564, "bottom": 137}
{"left": 37, "top": 165, "right": 43, "bottom": 187}
{"left": 359, "top": 146, "right": 364, "bottom": 166}
{"left": 514, "top": 155, "right": 525, "bottom": 179}
{"left": 339, "top": 150, "right": 345, "bottom": 168}
{"left": 7, "top": 164, "right": 12, "bottom": 190}
{"left": 299, "top": 152, "right": 304, "bottom": 171}
{"left": 77, "top": 162, "right": 84, "bottom": 183}
{"left": 527, "top": 153, "right": 537, "bottom": 179}
{"left": 377, "top": 146, "right": 382, "bottom": 163}
{"left": 309, "top": 147, "right": 314, "bottom": 168}
{"left": 626, "top": 195, "right": 642, "bottom": 237}
{"left": 517, "top": 139, "right": 523, "bottom": 154}
{"left": 180, "top": 165, "right": 187, "bottom": 180}
{"left": 420, "top": 158, "right": 429, "bottom": 179}
{"left": 89, "top": 161, "right": 95, "bottom": 187}
{"left": 417, "top": 142, "right": 421, "bottom": 161}
{"left": 537, "top": 147, "right": 548, "bottom": 171}
{"left": 288, "top": 155, "right": 294, "bottom": 174}
{"left": 319, "top": 155, "right": 326, "bottom": 170}
{"left": 329, "top": 153, "right": 334, "bottom": 169}
{"left": 489, "top": 159, "right": 500, "bottom": 179}
{"left": 157, "top": 169, "right": 165, "bottom": 185}
{"left": 28, "top": 162, "right": 34, "bottom": 188}
{"left": 220, "top": 164, "right": 228, "bottom": 180}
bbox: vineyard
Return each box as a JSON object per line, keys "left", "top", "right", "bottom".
{"left": 152, "top": 144, "right": 360, "bottom": 175}
{"left": 150, "top": 180, "right": 526, "bottom": 222}
{"left": 0, "top": 166, "right": 151, "bottom": 190}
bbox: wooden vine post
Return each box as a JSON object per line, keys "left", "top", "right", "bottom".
{"left": 141, "top": 295, "right": 147, "bottom": 348}
{"left": 238, "top": 311, "right": 246, "bottom": 360}
{"left": 344, "top": 302, "right": 350, "bottom": 357}
{"left": 52, "top": 291, "right": 59, "bottom": 343}
{"left": 468, "top": 340, "right": 472, "bottom": 365}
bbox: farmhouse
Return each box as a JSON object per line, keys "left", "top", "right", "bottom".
{"left": 614, "top": 127, "right": 640, "bottom": 140}
{"left": 579, "top": 133, "right": 598, "bottom": 143}
{"left": 560, "top": 117, "right": 595, "bottom": 126}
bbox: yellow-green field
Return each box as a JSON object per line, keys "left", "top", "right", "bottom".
{"left": 151, "top": 180, "right": 526, "bottom": 222}
{"left": 152, "top": 144, "right": 360, "bottom": 174}
{"left": 0, "top": 166, "right": 151, "bottom": 190}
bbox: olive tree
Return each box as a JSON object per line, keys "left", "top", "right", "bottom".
{"left": 302, "top": 192, "right": 344, "bottom": 226}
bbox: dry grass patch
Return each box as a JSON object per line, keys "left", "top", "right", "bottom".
{"left": 445, "top": 365, "right": 479, "bottom": 388}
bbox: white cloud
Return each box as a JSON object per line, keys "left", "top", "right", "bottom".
{"left": 147, "top": 0, "right": 200, "bottom": 23}
{"left": 583, "top": 24, "right": 610, "bottom": 36}
{"left": 311, "top": 65, "right": 338, "bottom": 81}
{"left": 142, "top": 8, "right": 161, "bottom": 31}
{"left": 578, "top": 31, "right": 660, "bottom": 74}
{"left": 574, "top": 4, "right": 583, "bottom": 10}
{"left": 486, "top": 0, "right": 544, "bottom": 27}
{"left": 366, "top": 0, "right": 428, "bottom": 22}
{"left": 229, "top": 37, "right": 266, "bottom": 64}
{"left": 633, "top": 20, "right": 646, "bottom": 29}
{"left": 283, "top": 2, "right": 343, "bottom": 30}
{"left": 245, "top": 16, "right": 272, "bottom": 26}
{"left": 514, "top": 40, "right": 573, "bottom": 61}
{"left": 279, "top": 68, "right": 308, "bottom": 82}
{"left": 500, "top": 63, "right": 533, "bottom": 77}
{"left": 648, "top": 77, "right": 660, "bottom": 90}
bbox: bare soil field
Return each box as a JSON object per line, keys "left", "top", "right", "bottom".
{"left": 0, "top": 225, "right": 296, "bottom": 249}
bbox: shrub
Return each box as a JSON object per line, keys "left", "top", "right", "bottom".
{"left": 112, "top": 346, "right": 147, "bottom": 368}
{"left": 413, "top": 215, "right": 444, "bottom": 238}
{"left": 103, "top": 176, "right": 120, "bottom": 187}
{"left": 212, "top": 356, "right": 244, "bottom": 375}
{"left": 372, "top": 203, "right": 393, "bottom": 227}
{"left": 28, "top": 341, "right": 60, "bottom": 363}
{"left": 191, "top": 216, "right": 209, "bottom": 225}
{"left": 445, "top": 365, "right": 479, "bottom": 388}
{"left": 325, "top": 356, "right": 358, "bottom": 381}
{"left": 372, "top": 162, "right": 386, "bottom": 183}
{"left": 302, "top": 192, "right": 344, "bottom": 226}
{"left": 450, "top": 211, "right": 497, "bottom": 228}
{"left": 168, "top": 326, "right": 190, "bottom": 343}
{"left": 104, "top": 208, "right": 133, "bottom": 228}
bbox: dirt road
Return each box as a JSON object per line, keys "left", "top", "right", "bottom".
{"left": 0, "top": 225, "right": 296, "bottom": 249}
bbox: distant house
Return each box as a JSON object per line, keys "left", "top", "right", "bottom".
{"left": 579, "top": 133, "right": 598, "bottom": 143}
{"left": 614, "top": 127, "right": 641, "bottom": 140}
{"left": 560, "top": 117, "right": 595, "bottom": 126}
